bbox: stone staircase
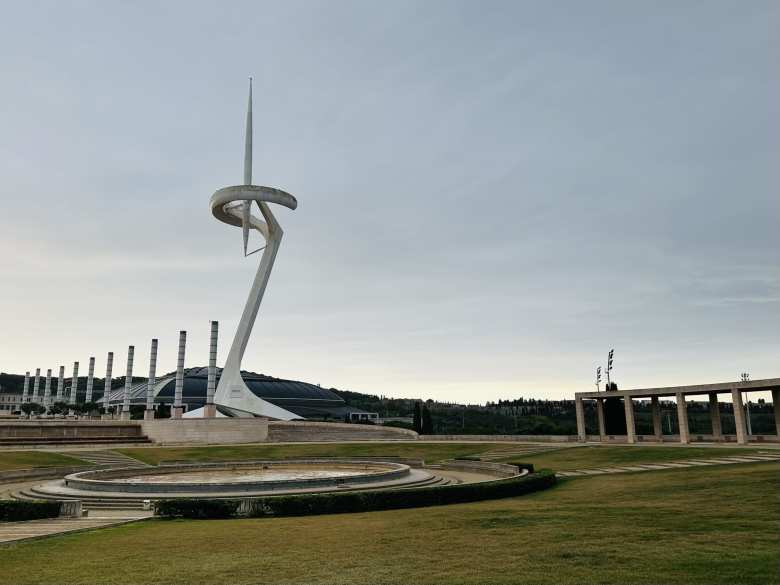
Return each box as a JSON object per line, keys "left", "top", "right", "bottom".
{"left": 478, "top": 444, "right": 573, "bottom": 461}
{"left": 12, "top": 485, "right": 150, "bottom": 511}
{"left": 555, "top": 451, "right": 780, "bottom": 478}
{"left": 67, "top": 450, "right": 149, "bottom": 468}
{"left": 0, "top": 435, "right": 152, "bottom": 446}
{"left": 10, "top": 450, "right": 152, "bottom": 510}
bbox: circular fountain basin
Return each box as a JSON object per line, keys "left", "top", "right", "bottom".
{"left": 64, "top": 459, "right": 411, "bottom": 494}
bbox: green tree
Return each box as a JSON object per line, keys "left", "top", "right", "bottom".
{"left": 75, "top": 402, "right": 101, "bottom": 417}
{"left": 421, "top": 404, "right": 434, "bottom": 434}
{"left": 47, "top": 401, "right": 69, "bottom": 415}
{"left": 413, "top": 401, "right": 422, "bottom": 433}
{"left": 21, "top": 403, "right": 45, "bottom": 416}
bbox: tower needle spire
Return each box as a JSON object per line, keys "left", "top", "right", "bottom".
{"left": 241, "top": 77, "right": 253, "bottom": 255}
{"left": 244, "top": 77, "right": 253, "bottom": 185}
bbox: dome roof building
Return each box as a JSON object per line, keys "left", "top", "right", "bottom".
{"left": 101, "top": 368, "right": 363, "bottom": 420}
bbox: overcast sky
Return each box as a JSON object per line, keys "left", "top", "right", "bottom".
{"left": 0, "top": 1, "right": 777, "bottom": 403}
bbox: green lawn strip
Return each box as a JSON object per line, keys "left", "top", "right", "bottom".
{"left": 0, "top": 450, "right": 87, "bottom": 471}
{"left": 118, "top": 442, "right": 509, "bottom": 466}
{"left": 0, "top": 463, "right": 776, "bottom": 585}
{"left": 498, "top": 445, "right": 770, "bottom": 471}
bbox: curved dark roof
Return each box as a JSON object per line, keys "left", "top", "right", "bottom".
{"left": 150, "top": 367, "right": 356, "bottom": 418}
{"left": 99, "top": 367, "right": 370, "bottom": 419}
{"left": 154, "top": 367, "right": 342, "bottom": 402}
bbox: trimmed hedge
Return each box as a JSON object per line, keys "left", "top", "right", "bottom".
{"left": 155, "top": 498, "right": 239, "bottom": 519}
{"left": 156, "top": 469, "right": 556, "bottom": 519}
{"left": 0, "top": 500, "right": 61, "bottom": 522}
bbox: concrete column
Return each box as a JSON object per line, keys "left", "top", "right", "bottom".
{"left": 144, "top": 339, "right": 158, "bottom": 421}
{"left": 596, "top": 398, "right": 606, "bottom": 440}
{"left": 85, "top": 357, "right": 96, "bottom": 403}
{"left": 204, "top": 321, "right": 218, "bottom": 418}
{"left": 32, "top": 368, "right": 40, "bottom": 403}
{"left": 575, "top": 396, "right": 586, "bottom": 442}
{"left": 772, "top": 388, "right": 780, "bottom": 439}
{"left": 69, "top": 362, "right": 79, "bottom": 405}
{"left": 708, "top": 392, "right": 722, "bottom": 440}
{"left": 121, "top": 346, "right": 134, "bottom": 420}
{"left": 102, "top": 352, "right": 114, "bottom": 418}
{"left": 55, "top": 366, "right": 65, "bottom": 402}
{"left": 731, "top": 387, "right": 748, "bottom": 445}
{"left": 676, "top": 392, "right": 690, "bottom": 444}
{"left": 43, "top": 369, "right": 52, "bottom": 408}
{"left": 21, "top": 371, "right": 30, "bottom": 404}
{"left": 172, "top": 331, "right": 186, "bottom": 419}
{"left": 624, "top": 397, "right": 636, "bottom": 444}
{"left": 651, "top": 396, "right": 662, "bottom": 441}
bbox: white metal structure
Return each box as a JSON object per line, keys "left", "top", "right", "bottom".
{"left": 208, "top": 80, "right": 301, "bottom": 420}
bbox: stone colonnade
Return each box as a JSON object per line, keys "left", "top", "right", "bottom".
{"left": 575, "top": 382, "right": 780, "bottom": 445}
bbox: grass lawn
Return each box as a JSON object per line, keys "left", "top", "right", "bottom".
{"left": 118, "top": 442, "right": 513, "bottom": 465}
{"left": 0, "top": 463, "right": 777, "bottom": 584}
{"left": 501, "top": 445, "right": 772, "bottom": 471}
{"left": 0, "top": 450, "right": 86, "bottom": 471}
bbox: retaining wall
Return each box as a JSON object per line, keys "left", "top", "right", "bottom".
{"left": 268, "top": 421, "right": 417, "bottom": 442}
{"left": 140, "top": 418, "right": 269, "bottom": 445}
{"left": 0, "top": 421, "right": 144, "bottom": 439}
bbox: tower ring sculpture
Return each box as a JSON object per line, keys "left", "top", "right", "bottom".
{"left": 202, "top": 80, "right": 303, "bottom": 420}
{"left": 207, "top": 186, "right": 300, "bottom": 419}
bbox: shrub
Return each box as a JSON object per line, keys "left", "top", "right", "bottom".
{"left": 0, "top": 500, "right": 61, "bottom": 522}
{"left": 155, "top": 470, "right": 556, "bottom": 520}
{"left": 155, "top": 498, "right": 240, "bottom": 519}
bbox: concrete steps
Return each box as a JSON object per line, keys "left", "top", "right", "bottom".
{"left": 0, "top": 436, "right": 152, "bottom": 446}
{"left": 479, "top": 445, "right": 569, "bottom": 461}
{"left": 67, "top": 450, "right": 150, "bottom": 468}
{"left": 13, "top": 487, "right": 148, "bottom": 510}
{"left": 556, "top": 452, "right": 780, "bottom": 478}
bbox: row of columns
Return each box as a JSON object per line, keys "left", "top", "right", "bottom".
{"left": 19, "top": 362, "right": 86, "bottom": 409}
{"left": 17, "top": 321, "right": 220, "bottom": 419}
{"left": 578, "top": 388, "right": 780, "bottom": 445}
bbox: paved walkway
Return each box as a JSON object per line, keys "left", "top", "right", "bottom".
{"left": 555, "top": 451, "right": 780, "bottom": 478}
{"left": 0, "top": 511, "right": 151, "bottom": 544}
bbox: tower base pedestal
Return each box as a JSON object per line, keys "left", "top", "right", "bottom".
{"left": 172, "top": 407, "right": 183, "bottom": 419}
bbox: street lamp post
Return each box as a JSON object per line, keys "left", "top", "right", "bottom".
{"left": 741, "top": 372, "right": 752, "bottom": 436}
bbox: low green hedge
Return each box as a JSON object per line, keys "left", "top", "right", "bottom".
{"left": 154, "top": 498, "right": 239, "bottom": 519}
{"left": 156, "top": 470, "right": 556, "bottom": 519}
{"left": 0, "top": 500, "right": 61, "bottom": 522}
